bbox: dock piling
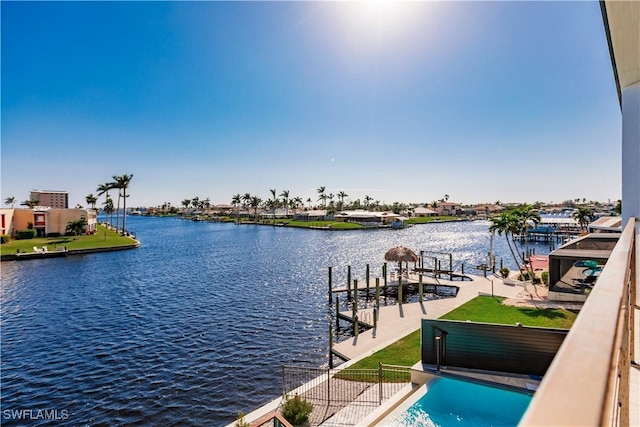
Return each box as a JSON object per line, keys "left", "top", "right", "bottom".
{"left": 347, "top": 265, "right": 352, "bottom": 301}
{"left": 328, "top": 266, "right": 333, "bottom": 305}
{"left": 419, "top": 275, "right": 423, "bottom": 303}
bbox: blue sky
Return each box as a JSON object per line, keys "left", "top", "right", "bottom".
{"left": 1, "top": 1, "right": 621, "bottom": 208}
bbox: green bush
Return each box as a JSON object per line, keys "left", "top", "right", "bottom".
{"left": 499, "top": 267, "right": 510, "bottom": 279}
{"left": 47, "top": 232, "right": 61, "bottom": 237}
{"left": 16, "top": 229, "right": 36, "bottom": 240}
{"left": 519, "top": 272, "right": 541, "bottom": 284}
{"left": 281, "top": 394, "right": 313, "bottom": 426}
{"left": 541, "top": 271, "right": 549, "bottom": 285}
{"left": 234, "top": 412, "right": 249, "bottom": 427}
{"left": 1, "top": 234, "right": 10, "bottom": 244}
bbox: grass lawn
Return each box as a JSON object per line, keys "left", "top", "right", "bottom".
{"left": 1, "top": 225, "right": 137, "bottom": 256}
{"left": 440, "top": 296, "right": 578, "bottom": 329}
{"left": 404, "top": 216, "right": 457, "bottom": 224}
{"left": 341, "top": 296, "right": 578, "bottom": 373}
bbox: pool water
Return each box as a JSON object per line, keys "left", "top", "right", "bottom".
{"left": 386, "top": 377, "right": 532, "bottom": 427}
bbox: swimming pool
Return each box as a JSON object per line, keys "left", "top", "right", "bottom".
{"left": 383, "top": 376, "right": 532, "bottom": 426}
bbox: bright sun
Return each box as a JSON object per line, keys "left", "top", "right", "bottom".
{"left": 337, "top": 1, "right": 428, "bottom": 51}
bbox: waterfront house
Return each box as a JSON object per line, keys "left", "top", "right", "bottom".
{"left": 413, "top": 207, "right": 437, "bottom": 217}
{"left": 434, "top": 202, "right": 461, "bottom": 216}
{"left": 0, "top": 208, "right": 97, "bottom": 237}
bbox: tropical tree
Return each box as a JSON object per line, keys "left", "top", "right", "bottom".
{"left": 20, "top": 199, "right": 39, "bottom": 208}
{"left": 444, "top": 194, "right": 450, "bottom": 202}
{"left": 66, "top": 218, "right": 88, "bottom": 238}
{"left": 242, "top": 193, "right": 252, "bottom": 213}
{"left": 489, "top": 206, "right": 539, "bottom": 287}
{"left": 231, "top": 194, "right": 241, "bottom": 220}
{"left": 280, "top": 190, "right": 290, "bottom": 218}
{"left": 182, "top": 199, "right": 191, "bottom": 212}
{"left": 250, "top": 196, "right": 262, "bottom": 221}
{"left": 306, "top": 198, "right": 312, "bottom": 209}
{"left": 97, "top": 183, "right": 114, "bottom": 225}
{"left": 317, "top": 186, "right": 326, "bottom": 209}
{"left": 337, "top": 191, "right": 348, "bottom": 211}
{"left": 572, "top": 207, "right": 594, "bottom": 231}
{"left": 269, "top": 189, "right": 277, "bottom": 222}
{"left": 192, "top": 196, "right": 200, "bottom": 213}
{"left": 4, "top": 197, "right": 16, "bottom": 207}
{"left": 292, "top": 196, "right": 303, "bottom": 214}
{"left": 203, "top": 198, "right": 211, "bottom": 214}
{"left": 85, "top": 194, "right": 98, "bottom": 211}
{"left": 364, "top": 195, "right": 373, "bottom": 209}
{"left": 103, "top": 196, "right": 115, "bottom": 226}
{"left": 112, "top": 174, "right": 133, "bottom": 234}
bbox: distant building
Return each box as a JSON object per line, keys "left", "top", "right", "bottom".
{"left": 413, "top": 207, "right": 438, "bottom": 217}
{"left": 434, "top": 202, "right": 462, "bottom": 216}
{"left": 30, "top": 190, "right": 69, "bottom": 209}
{"left": 0, "top": 208, "right": 96, "bottom": 237}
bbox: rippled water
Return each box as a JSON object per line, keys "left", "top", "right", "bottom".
{"left": 0, "top": 217, "right": 550, "bottom": 425}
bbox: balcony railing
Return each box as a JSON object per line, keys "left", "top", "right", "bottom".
{"left": 520, "top": 218, "right": 636, "bottom": 426}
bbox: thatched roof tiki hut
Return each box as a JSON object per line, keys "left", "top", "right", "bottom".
{"left": 384, "top": 246, "right": 418, "bottom": 304}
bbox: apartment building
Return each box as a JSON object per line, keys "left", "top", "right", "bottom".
{"left": 30, "top": 190, "right": 69, "bottom": 209}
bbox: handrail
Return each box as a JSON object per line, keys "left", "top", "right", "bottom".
{"left": 520, "top": 217, "right": 635, "bottom": 426}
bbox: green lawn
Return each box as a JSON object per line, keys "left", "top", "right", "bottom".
{"left": 1, "top": 225, "right": 137, "bottom": 255}
{"left": 404, "top": 216, "right": 457, "bottom": 224}
{"left": 342, "top": 296, "right": 578, "bottom": 372}
{"left": 440, "top": 296, "right": 578, "bottom": 329}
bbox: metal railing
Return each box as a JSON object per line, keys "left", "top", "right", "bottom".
{"left": 520, "top": 218, "right": 636, "bottom": 426}
{"left": 281, "top": 364, "right": 411, "bottom": 426}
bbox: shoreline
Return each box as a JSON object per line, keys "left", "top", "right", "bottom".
{"left": 1, "top": 240, "right": 140, "bottom": 262}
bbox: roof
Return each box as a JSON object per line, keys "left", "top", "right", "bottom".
{"left": 587, "top": 215, "right": 622, "bottom": 232}
{"left": 602, "top": 1, "right": 640, "bottom": 101}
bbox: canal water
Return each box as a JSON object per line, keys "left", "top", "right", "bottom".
{"left": 0, "top": 217, "right": 551, "bottom": 425}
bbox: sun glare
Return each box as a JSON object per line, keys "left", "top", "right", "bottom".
{"left": 338, "top": 1, "right": 427, "bottom": 50}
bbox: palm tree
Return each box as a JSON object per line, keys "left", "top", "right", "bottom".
{"left": 337, "top": 191, "right": 348, "bottom": 211}
{"left": 182, "top": 199, "right": 191, "bottom": 212}
{"left": 364, "top": 195, "right": 373, "bottom": 209}
{"left": 66, "top": 218, "right": 88, "bottom": 238}
{"left": 97, "top": 183, "right": 114, "bottom": 225}
{"left": 444, "top": 194, "right": 450, "bottom": 202}
{"left": 203, "top": 198, "right": 211, "bottom": 215}
{"left": 242, "top": 193, "right": 252, "bottom": 216}
{"left": 573, "top": 207, "right": 593, "bottom": 231}
{"left": 4, "top": 197, "right": 15, "bottom": 207}
{"left": 279, "top": 190, "right": 290, "bottom": 218}
{"left": 231, "top": 194, "right": 241, "bottom": 220}
{"left": 20, "top": 199, "right": 39, "bottom": 208}
{"left": 293, "top": 196, "right": 303, "bottom": 214}
{"left": 269, "top": 189, "right": 277, "bottom": 223}
{"left": 85, "top": 194, "right": 98, "bottom": 211}
{"left": 306, "top": 198, "right": 312, "bottom": 209}
{"left": 192, "top": 196, "right": 200, "bottom": 213}
{"left": 103, "top": 196, "right": 114, "bottom": 226}
{"left": 112, "top": 174, "right": 133, "bottom": 234}
{"left": 490, "top": 206, "right": 539, "bottom": 286}
{"left": 250, "top": 196, "right": 262, "bottom": 222}
{"left": 317, "top": 186, "right": 326, "bottom": 209}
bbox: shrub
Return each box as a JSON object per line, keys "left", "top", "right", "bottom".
{"left": 16, "top": 229, "right": 36, "bottom": 240}
{"left": 47, "top": 232, "right": 61, "bottom": 238}
{"left": 1, "top": 234, "right": 10, "bottom": 244}
{"left": 281, "top": 394, "right": 313, "bottom": 426}
{"left": 235, "top": 412, "right": 249, "bottom": 427}
{"left": 499, "top": 267, "right": 510, "bottom": 279}
{"left": 519, "top": 272, "right": 541, "bottom": 284}
{"left": 541, "top": 271, "right": 549, "bottom": 285}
